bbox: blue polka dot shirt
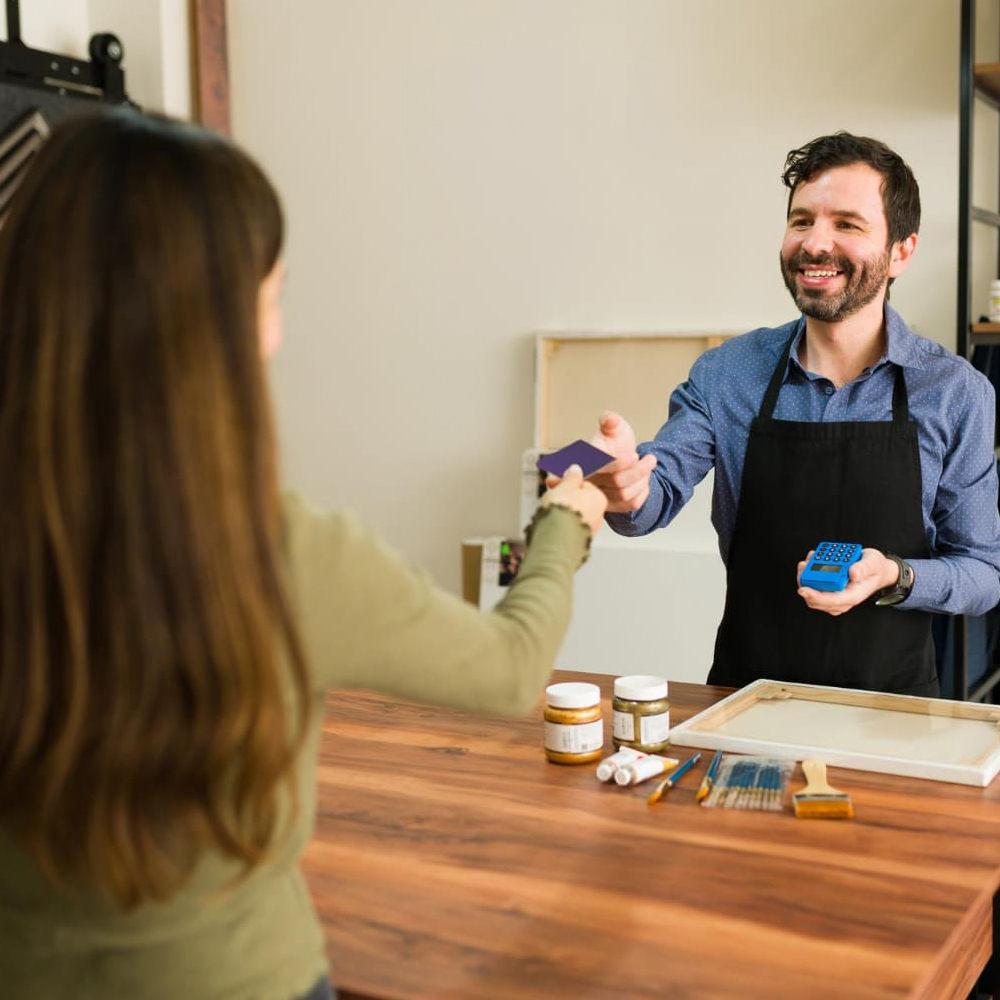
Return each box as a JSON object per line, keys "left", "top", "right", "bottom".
{"left": 607, "top": 305, "right": 1000, "bottom": 616}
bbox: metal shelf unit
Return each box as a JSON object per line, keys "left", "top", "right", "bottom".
{"left": 958, "top": 0, "right": 1000, "bottom": 704}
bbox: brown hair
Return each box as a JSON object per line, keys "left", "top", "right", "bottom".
{"left": 0, "top": 109, "right": 310, "bottom": 908}
{"left": 781, "top": 131, "right": 921, "bottom": 246}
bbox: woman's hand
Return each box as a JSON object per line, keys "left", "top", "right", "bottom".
{"left": 542, "top": 464, "right": 608, "bottom": 536}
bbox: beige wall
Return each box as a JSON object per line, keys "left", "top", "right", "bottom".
{"left": 12, "top": 2, "right": 89, "bottom": 54}
{"left": 227, "top": 2, "right": 959, "bottom": 592}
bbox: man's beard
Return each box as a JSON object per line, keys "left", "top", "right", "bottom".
{"left": 780, "top": 247, "right": 890, "bottom": 322}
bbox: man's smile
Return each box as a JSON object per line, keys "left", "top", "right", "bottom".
{"left": 798, "top": 266, "right": 844, "bottom": 287}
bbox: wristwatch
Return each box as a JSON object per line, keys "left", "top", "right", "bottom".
{"left": 875, "top": 553, "right": 914, "bottom": 606}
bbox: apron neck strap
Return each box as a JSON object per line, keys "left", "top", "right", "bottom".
{"left": 758, "top": 330, "right": 798, "bottom": 420}
{"left": 890, "top": 362, "right": 909, "bottom": 423}
{"left": 759, "top": 327, "right": 909, "bottom": 423}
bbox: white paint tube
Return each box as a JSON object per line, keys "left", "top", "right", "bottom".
{"left": 595, "top": 746, "right": 645, "bottom": 782}
{"left": 614, "top": 753, "right": 680, "bottom": 787}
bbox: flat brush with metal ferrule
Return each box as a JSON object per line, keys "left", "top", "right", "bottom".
{"left": 792, "top": 759, "right": 854, "bottom": 820}
{"left": 696, "top": 748, "right": 723, "bottom": 804}
{"left": 647, "top": 752, "right": 701, "bottom": 805}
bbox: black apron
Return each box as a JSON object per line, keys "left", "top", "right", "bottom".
{"left": 707, "top": 330, "right": 937, "bottom": 696}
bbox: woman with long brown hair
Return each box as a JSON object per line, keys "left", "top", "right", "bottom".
{"left": 0, "top": 109, "right": 605, "bottom": 1000}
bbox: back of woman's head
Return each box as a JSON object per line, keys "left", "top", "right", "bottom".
{"left": 0, "top": 109, "right": 309, "bottom": 909}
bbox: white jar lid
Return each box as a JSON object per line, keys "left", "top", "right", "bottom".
{"left": 614, "top": 674, "right": 668, "bottom": 701}
{"left": 545, "top": 681, "right": 600, "bottom": 709}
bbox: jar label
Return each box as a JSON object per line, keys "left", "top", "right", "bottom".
{"left": 639, "top": 711, "right": 670, "bottom": 745}
{"left": 544, "top": 720, "right": 604, "bottom": 754}
{"left": 612, "top": 710, "right": 635, "bottom": 741}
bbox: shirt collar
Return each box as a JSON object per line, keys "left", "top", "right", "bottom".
{"left": 785, "top": 302, "right": 927, "bottom": 380}
{"left": 882, "top": 303, "right": 927, "bottom": 370}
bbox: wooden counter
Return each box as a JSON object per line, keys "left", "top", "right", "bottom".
{"left": 301, "top": 672, "right": 1000, "bottom": 999}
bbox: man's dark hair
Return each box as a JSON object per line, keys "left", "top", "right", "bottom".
{"left": 781, "top": 131, "right": 920, "bottom": 247}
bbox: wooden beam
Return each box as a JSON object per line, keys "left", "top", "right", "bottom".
{"left": 190, "top": 0, "right": 229, "bottom": 135}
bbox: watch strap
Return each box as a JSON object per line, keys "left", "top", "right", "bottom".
{"left": 875, "top": 552, "right": 913, "bottom": 606}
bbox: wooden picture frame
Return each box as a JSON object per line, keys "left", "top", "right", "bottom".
{"left": 669, "top": 679, "right": 1000, "bottom": 786}
{"left": 190, "top": 0, "right": 229, "bottom": 135}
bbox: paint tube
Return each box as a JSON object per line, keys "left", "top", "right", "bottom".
{"left": 614, "top": 753, "right": 680, "bottom": 787}
{"left": 595, "top": 746, "right": 645, "bottom": 782}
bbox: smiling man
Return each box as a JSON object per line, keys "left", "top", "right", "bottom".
{"left": 590, "top": 132, "right": 1000, "bottom": 695}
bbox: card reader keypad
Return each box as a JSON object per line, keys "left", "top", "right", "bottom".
{"left": 800, "top": 541, "right": 863, "bottom": 592}
{"left": 815, "top": 542, "right": 860, "bottom": 563}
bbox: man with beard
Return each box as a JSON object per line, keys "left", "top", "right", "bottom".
{"left": 590, "top": 132, "right": 1000, "bottom": 695}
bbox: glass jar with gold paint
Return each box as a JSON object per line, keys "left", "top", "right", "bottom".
{"left": 612, "top": 675, "right": 670, "bottom": 753}
{"left": 543, "top": 682, "right": 604, "bottom": 764}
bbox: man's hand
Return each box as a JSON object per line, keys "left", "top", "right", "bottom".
{"left": 796, "top": 548, "right": 899, "bottom": 616}
{"left": 586, "top": 410, "right": 657, "bottom": 513}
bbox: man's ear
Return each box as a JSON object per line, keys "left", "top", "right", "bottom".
{"left": 888, "top": 233, "right": 917, "bottom": 279}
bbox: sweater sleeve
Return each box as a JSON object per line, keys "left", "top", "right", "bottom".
{"left": 281, "top": 493, "right": 589, "bottom": 715}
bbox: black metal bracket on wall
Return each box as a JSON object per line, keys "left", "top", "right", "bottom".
{"left": 0, "top": 0, "right": 133, "bottom": 105}
{"left": 0, "top": 1, "right": 137, "bottom": 219}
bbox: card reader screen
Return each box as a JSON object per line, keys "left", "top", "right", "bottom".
{"left": 813, "top": 564, "right": 840, "bottom": 572}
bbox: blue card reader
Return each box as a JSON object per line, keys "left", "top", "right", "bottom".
{"left": 800, "top": 541, "right": 862, "bottom": 592}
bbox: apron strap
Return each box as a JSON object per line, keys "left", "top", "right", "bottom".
{"left": 891, "top": 362, "right": 909, "bottom": 424}
{"left": 758, "top": 329, "right": 799, "bottom": 420}
{"left": 759, "top": 324, "right": 910, "bottom": 423}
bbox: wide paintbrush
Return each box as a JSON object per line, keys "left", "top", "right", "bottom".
{"left": 792, "top": 759, "right": 854, "bottom": 820}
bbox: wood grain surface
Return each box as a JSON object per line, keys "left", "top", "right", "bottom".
{"left": 190, "top": 0, "right": 230, "bottom": 135}
{"left": 301, "top": 672, "right": 1000, "bottom": 1000}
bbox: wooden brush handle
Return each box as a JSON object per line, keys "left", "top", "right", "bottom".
{"left": 802, "top": 759, "right": 838, "bottom": 796}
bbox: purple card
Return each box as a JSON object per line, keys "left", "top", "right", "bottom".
{"left": 536, "top": 439, "right": 615, "bottom": 478}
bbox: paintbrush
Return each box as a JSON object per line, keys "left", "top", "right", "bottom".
{"left": 792, "top": 760, "right": 854, "bottom": 820}
{"left": 647, "top": 752, "right": 701, "bottom": 805}
{"left": 696, "top": 749, "right": 723, "bottom": 804}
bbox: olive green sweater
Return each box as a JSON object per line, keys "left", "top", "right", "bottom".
{"left": 0, "top": 494, "right": 588, "bottom": 999}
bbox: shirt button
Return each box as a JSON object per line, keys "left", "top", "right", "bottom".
{"left": 824, "top": 386, "right": 834, "bottom": 395}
